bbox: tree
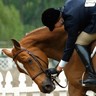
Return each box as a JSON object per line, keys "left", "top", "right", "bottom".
{"left": 0, "top": 0, "right": 24, "bottom": 47}
{"left": 3, "top": 0, "right": 65, "bottom": 32}
{"left": 1, "top": 0, "right": 65, "bottom": 47}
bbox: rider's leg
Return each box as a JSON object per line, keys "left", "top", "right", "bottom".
{"left": 75, "top": 32, "right": 96, "bottom": 85}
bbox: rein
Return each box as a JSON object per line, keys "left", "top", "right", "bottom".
{"left": 46, "top": 73, "right": 67, "bottom": 88}
{"left": 52, "top": 77, "right": 67, "bottom": 88}
{"left": 13, "top": 48, "right": 67, "bottom": 88}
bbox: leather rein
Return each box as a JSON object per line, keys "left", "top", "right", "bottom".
{"left": 13, "top": 48, "right": 67, "bottom": 88}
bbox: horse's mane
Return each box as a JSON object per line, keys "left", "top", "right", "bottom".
{"left": 24, "top": 26, "right": 48, "bottom": 38}
{"left": 20, "top": 26, "right": 67, "bottom": 48}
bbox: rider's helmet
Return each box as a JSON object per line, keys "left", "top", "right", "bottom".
{"left": 41, "top": 8, "right": 60, "bottom": 31}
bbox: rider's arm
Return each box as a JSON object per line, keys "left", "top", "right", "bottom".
{"left": 58, "top": 10, "right": 80, "bottom": 70}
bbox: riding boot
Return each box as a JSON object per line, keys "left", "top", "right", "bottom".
{"left": 75, "top": 44, "right": 96, "bottom": 86}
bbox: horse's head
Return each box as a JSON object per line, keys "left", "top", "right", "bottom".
{"left": 2, "top": 39, "right": 55, "bottom": 93}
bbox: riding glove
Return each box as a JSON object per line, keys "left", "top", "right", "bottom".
{"left": 45, "top": 68, "right": 61, "bottom": 76}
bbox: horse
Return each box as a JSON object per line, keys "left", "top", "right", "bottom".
{"left": 2, "top": 26, "right": 96, "bottom": 96}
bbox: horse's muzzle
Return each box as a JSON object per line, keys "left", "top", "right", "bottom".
{"left": 41, "top": 78, "right": 55, "bottom": 93}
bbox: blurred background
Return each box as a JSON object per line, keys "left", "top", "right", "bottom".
{"left": 0, "top": 0, "right": 65, "bottom": 48}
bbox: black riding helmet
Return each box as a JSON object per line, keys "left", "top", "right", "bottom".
{"left": 41, "top": 8, "right": 60, "bottom": 31}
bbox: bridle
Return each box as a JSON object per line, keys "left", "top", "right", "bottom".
{"left": 13, "top": 48, "right": 67, "bottom": 88}
{"left": 13, "top": 48, "right": 48, "bottom": 80}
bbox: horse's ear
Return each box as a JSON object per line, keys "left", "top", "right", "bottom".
{"left": 11, "top": 39, "right": 21, "bottom": 50}
{"left": 2, "top": 49, "right": 13, "bottom": 58}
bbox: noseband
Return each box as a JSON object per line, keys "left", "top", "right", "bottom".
{"left": 13, "top": 48, "right": 48, "bottom": 80}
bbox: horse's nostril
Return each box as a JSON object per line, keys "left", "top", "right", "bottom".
{"left": 45, "top": 84, "right": 53, "bottom": 90}
{"left": 42, "top": 83, "right": 55, "bottom": 93}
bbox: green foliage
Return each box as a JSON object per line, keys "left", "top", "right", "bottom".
{"left": 1, "top": 0, "right": 65, "bottom": 47}
{"left": 0, "top": 0, "right": 24, "bottom": 47}
{"left": 3, "top": 0, "right": 65, "bottom": 28}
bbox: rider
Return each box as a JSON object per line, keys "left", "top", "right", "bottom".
{"left": 41, "top": 0, "right": 96, "bottom": 86}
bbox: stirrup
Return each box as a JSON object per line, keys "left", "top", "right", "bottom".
{"left": 81, "top": 71, "right": 96, "bottom": 86}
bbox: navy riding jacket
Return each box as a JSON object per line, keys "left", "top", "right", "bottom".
{"left": 62, "top": 0, "right": 96, "bottom": 61}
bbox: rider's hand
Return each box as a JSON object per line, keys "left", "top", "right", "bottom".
{"left": 45, "top": 68, "right": 61, "bottom": 77}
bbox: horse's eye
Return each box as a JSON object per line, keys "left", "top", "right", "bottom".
{"left": 28, "top": 59, "right": 32, "bottom": 64}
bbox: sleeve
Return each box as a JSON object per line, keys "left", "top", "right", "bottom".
{"left": 62, "top": 15, "right": 79, "bottom": 61}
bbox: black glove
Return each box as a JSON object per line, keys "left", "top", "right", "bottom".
{"left": 45, "top": 68, "right": 61, "bottom": 77}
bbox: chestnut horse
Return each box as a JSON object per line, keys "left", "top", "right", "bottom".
{"left": 2, "top": 26, "right": 96, "bottom": 96}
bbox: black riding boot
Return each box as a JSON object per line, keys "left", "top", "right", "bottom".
{"left": 75, "top": 44, "right": 96, "bottom": 86}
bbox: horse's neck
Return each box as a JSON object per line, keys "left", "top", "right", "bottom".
{"left": 20, "top": 26, "right": 95, "bottom": 62}
{"left": 20, "top": 26, "right": 67, "bottom": 61}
